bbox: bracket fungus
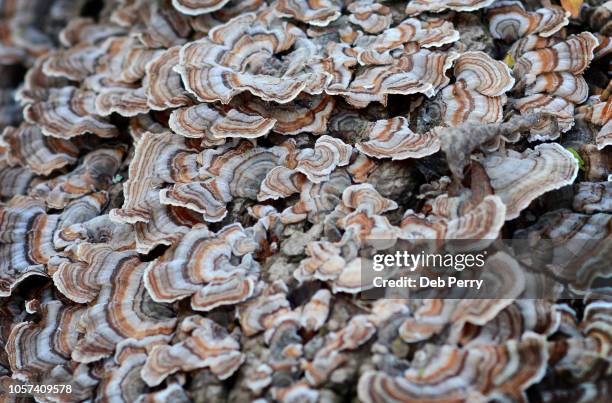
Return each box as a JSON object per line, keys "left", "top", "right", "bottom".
{"left": 356, "top": 116, "right": 440, "bottom": 160}
{"left": 347, "top": 1, "right": 392, "bottom": 34}
{"left": 141, "top": 316, "right": 244, "bottom": 385}
{"left": 0, "top": 124, "right": 79, "bottom": 176}
{"left": 359, "top": 333, "right": 548, "bottom": 402}
{"left": 405, "top": 0, "right": 496, "bottom": 15}
{"left": 512, "top": 32, "right": 599, "bottom": 140}
{"left": 487, "top": 1, "right": 570, "bottom": 43}
{"left": 398, "top": 253, "right": 525, "bottom": 343}
{"left": 172, "top": 0, "right": 232, "bottom": 15}
{"left": 476, "top": 143, "right": 579, "bottom": 220}
{"left": 144, "top": 224, "right": 259, "bottom": 311}
{"left": 275, "top": 0, "right": 341, "bottom": 27}
{"left": 438, "top": 51, "right": 515, "bottom": 127}
{"left": 175, "top": 12, "right": 329, "bottom": 105}
{"left": 0, "top": 0, "right": 610, "bottom": 401}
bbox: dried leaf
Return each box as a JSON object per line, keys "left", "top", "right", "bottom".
{"left": 561, "top": 0, "right": 583, "bottom": 18}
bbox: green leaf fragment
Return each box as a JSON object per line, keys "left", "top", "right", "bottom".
{"left": 566, "top": 147, "right": 585, "bottom": 171}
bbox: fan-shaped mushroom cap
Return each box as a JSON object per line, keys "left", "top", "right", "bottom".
{"left": 57, "top": 213, "right": 135, "bottom": 252}
{"left": 525, "top": 72, "right": 589, "bottom": 104}
{"left": 159, "top": 140, "right": 290, "bottom": 221}
{"left": 176, "top": 13, "right": 328, "bottom": 105}
{"left": 440, "top": 81, "right": 506, "bottom": 126}
{"left": 54, "top": 245, "right": 137, "bottom": 304}
{"left": 0, "top": 198, "right": 58, "bottom": 296}
{"left": 509, "top": 33, "right": 597, "bottom": 138}
{"left": 347, "top": 1, "right": 392, "bottom": 34}
{"left": 66, "top": 248, "right": 177, "bottom": 363}
{"left": 507, "top": 35, "right": 559, "bottom": 61}
{"left": 281, "top": 169, "right": 351, "bottom": 224}
{"left": 513, "top": 32, "right": 599, "bottom": 87}
{"left": 356, "top": 117, "right": 440, "bottom": 160}
{"left": 32, "top": 146, "right": 125, "bottom": 209}
{"left": 455, "top": 51, "right": 515, "bottom": 97}
{"left": 1, "top": 124, "right": 79, "bottom": 176}
{"left": 487, "top": 1, "right": 569, "bottom": 42}
{"left": 295, "top": 135, "right": 352, "bottom": 183}
{"left": 144, "top": 46, "right": 193, "bottom": 110}
{"left": 237, "top": 283, "right": 292, "bottom": 336}
{"left": 58, "top": 18, "right": 126, "bottom": 48}
{"left": 331, "top": 49, "right": 459, "bottom": 108}
{"left": 271, "top": 382, "right": 320, "bottom": 403}
{"left": 170, "top": 94, "right": 334, "bottom": 141}
{"left": 172, "top": 0, "right": 231, "bottom": 15}
{"left": 358, "top": 332, "right": 548, "bottom": 402}
{"left": 458, "top": 300, "right": 561, "bottom": 347}
{"left": 341, "top": 183, "right": 398, "bottom": 215}
{"left": 110, "top": 131, "right": 199, "bottom": 225}
{"left": 439, "top": 51, "right": 514, "bottom": 126}
{"left": 141, "top": 316, "right": 244, "bottom": 385}
{"left": 42, "top": 45, "right": 105, "bottom": 82}
{"left": 274, "top": 0, "right": 341, "bottom": 27}
{"left": 513, "top": 210, "right": 612, "bottom": 294}
{"left": 96, "top": 336, "right": 170, "bottom": 402}
{"left": 169, "top": 103, "right": 223, "bottom": 139}
{"left": 299, "top": 289, "right": 332, "bottom": 332}
{"left": 0, "top": 162, "right": 36, "bottom": 199}
{"left": 303, "top": 315, "right": 376, "bottom": 386}
{"left": 405, "top": 0, "right": 496, "bottom": 15}
{"left": 257, "top": 136, "right": 350, "bottom": 200}
{"left": 476, "top": 143, "right": 579, "bottom": 220}
{"left": 258, "top": 166, "right": 307, "bottom": 201}
{"left": 401, "top": 194, "right": 506, "bottom": 241}
{"left": 398, "top": 253, "right": 524, "bottom": 343}
{"left": 6, "top": 300, "right": 83, "bottom": 381}
{"left": 23, "top": 87, "right": 118, "bottom": 139}
{"left": 144, "top": 224, "right": 259, "bottom": 310}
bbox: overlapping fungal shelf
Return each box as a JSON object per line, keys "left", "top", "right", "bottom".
{"left": 0, "top": 1, "right": 611, "bottom": 402}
